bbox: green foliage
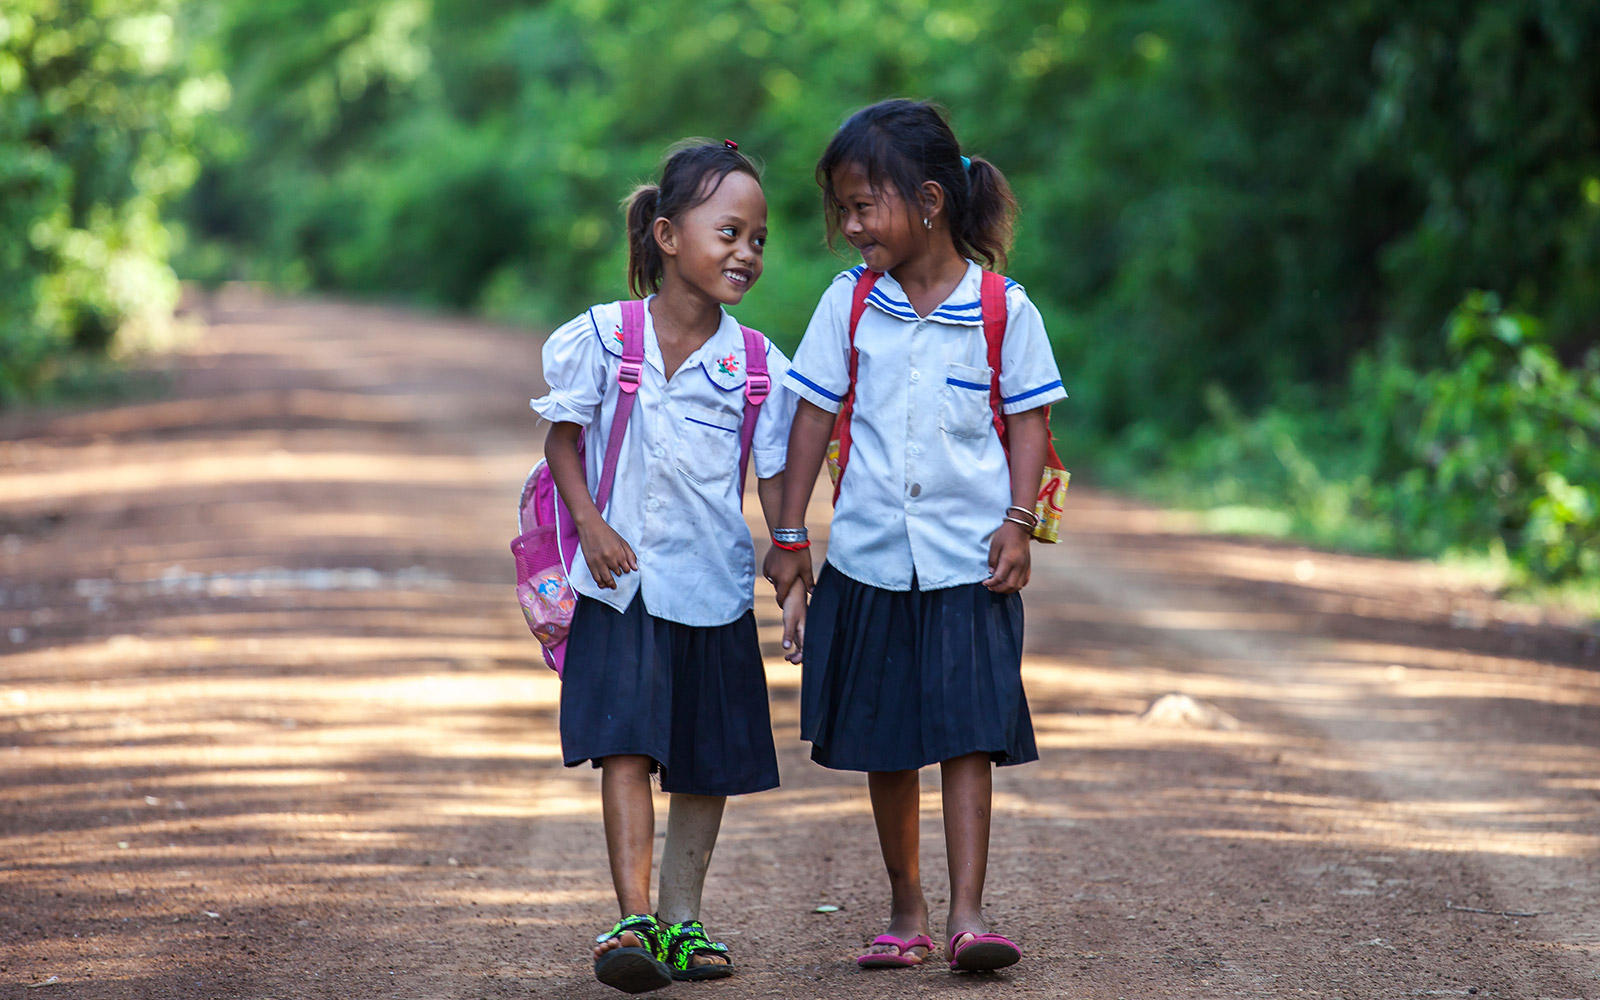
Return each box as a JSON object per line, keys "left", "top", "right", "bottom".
{"left": 23, "top": 0, "right": 1589, "bottom": 586}
{"left": 1110, "top": 293, "right": 1600, "bottom": 587}
{"left": 175, "top": 1, "right": 1600, "bottom": 408}
{"left": 1024, "top": 1, "right": 1600, "bottom": 438}
{"left": 1398, "top": 293, "right": 1600, "bottom": 581}
{"left": 0, "top": 0, "right": 220, "bottom": 402}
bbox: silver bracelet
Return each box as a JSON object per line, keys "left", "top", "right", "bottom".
{"left": 1002, "top": 515, "right": 1036, "bottom": 531}
{"left": 772, "top": 527, "right": 809, "bottom": 544}
{"left": 1005, "top": 505, "right": 1039, "bottom": 527}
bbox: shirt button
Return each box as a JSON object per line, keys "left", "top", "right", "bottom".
{"left": 909, "top": 483, "right": 922, "bottom": 498}
{"left": 908, "top": 445, "right": 921, "bottom": 457}
{"left": 910, "top": 370, "right": 921, "bottom": 382}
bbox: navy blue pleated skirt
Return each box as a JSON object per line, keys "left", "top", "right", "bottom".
{"left": 559, "top": 594, "right": 780, "bottom": 796}
{"left": 800, "top": 563, "right": 1038, "bottom": 772}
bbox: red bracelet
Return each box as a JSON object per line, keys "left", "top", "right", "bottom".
{"left": 771, "top": 538, "right": 811, "bottom": 551}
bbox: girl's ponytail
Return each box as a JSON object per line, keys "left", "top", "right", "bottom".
{"left": 625, "top": 184, "right": 663, "bottom": 299}
{"left": 955, "top": 156, "right": 1018, "bottom": 273}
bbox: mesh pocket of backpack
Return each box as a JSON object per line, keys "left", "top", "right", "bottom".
{"left": 512, "top": 523, "right": 577, "bottom": 648}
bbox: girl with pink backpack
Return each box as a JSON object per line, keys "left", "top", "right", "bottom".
{"left": 767, "top": 100, "right": 1068, "bottom": 975}
{"left": 528, "top": 140, "right": 800, "bottom": 993}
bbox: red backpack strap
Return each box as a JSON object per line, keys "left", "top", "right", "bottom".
{"left": 737, "top": 325, "right": 770, "bottom": 502}
{"left": 594, "top": 300, "right": 645, "bottom": 514}
{"left": 980, "top": 270, "right": 1009, "bottom": 454}
{"left": 979, "top": 272, "right": 1067, "bottom": 507}
{"left": 830, "top": 269, "right": 880, "bottom": 505}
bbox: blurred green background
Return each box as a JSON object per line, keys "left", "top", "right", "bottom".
{"left": 3, "top": 0, "right": 1597, "bottom": 597}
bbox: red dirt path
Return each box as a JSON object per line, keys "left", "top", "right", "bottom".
{"left": 2, "top": 290, "right": 1597, "bottom": 999}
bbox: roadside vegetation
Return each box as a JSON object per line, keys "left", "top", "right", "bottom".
{"left": 4, "top": 0, "right": 1596, "bottom": 603}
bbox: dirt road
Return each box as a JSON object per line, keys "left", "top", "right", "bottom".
{"left": 2, "top": 291, "right": 1597, "bottom": 999}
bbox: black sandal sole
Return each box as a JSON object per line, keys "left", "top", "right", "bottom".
{"left": 594, "top": 947, "right": 673, "bottom": 994}
{"left": 950, "top": 941, "right": 1021, "bottom": 972}
{"left": 671, "top": 962, "right": 735, "bottom": 982}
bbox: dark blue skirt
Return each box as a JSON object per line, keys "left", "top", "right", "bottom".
{"left": 800, "top": 563, "right": 1038, "bottom": 772}
{"left": 559, "top": 594, "right": 780, "bottom": 796}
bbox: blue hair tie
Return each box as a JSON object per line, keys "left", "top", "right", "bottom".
{"left": 961, "top": 155, "right": 972, "bottom": 172}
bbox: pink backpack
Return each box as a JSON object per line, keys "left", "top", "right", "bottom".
{"left": 512, "top": 300, "right": 771, "bottom": 675}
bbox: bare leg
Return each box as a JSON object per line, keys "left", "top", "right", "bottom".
{"left": 863, "top": 769, "right": 931, "bottom": 959}
{"left": 657, "top": 793, "right": 730, "bottom": 969}
{"left": 593, "top": 755, "right": 656, "bottom": 962}
{"left": 941, "top": 752, "right": 994, "bottom": 946}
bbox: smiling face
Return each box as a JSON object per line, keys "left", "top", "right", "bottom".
{"left": 656, "top": 169, "right": 767, "bottom": 306}
{"left": 829, "top": 161, "right": 924, "bottom": 274}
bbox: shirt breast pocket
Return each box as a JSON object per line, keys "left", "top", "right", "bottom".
{"left": 939, "top": 363, "right": 995, "bottom": 439}
{"left": 675, "top": 403, "right": 741, "bottom": 486}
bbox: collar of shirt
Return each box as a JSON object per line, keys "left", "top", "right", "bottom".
{"left": 852, "top": 261, "right": 1019, "bottom": 328}
{"left": 595, "top": 296, "right": 752, "bottom": 392}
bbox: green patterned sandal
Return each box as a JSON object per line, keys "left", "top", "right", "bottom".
{"left": 594, "top": 913, "right": 672, "bottom": 994}
{"left": 662, "top": 919, "right": 735, "bottom": 981}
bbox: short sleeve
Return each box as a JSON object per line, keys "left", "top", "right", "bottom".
{"left": 530, "top": 307, "right": 612, "bottom": 426}
{"left": 997, "top": 288, "right": 1067, "bottom": 414}
{"left": 782, "top": 274, "right": 856, "bottom": 414}
{"left": 752, "top": 340, "right": 799, "bottom": 479}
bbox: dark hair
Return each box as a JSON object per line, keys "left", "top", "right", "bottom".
{"left": 817, "top": 99, "right": 1018, "bottom": 271}
{"left": 625, "top": 139, "right": 763, "bottom": 298}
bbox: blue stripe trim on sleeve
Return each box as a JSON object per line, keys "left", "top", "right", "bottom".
{"left": 686, "top": 416, "right": 738, "bottom": 433}
{"left": 788, "top": 370, "right": 843, "bottom": 402}
{"left": 1001, "top": 380, "right": 1063, "bottom": 404}
{"left": 946, "top": 377, "right": 989, "bottom": 391}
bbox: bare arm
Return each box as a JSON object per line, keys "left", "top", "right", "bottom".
{"left": 778, "top": 399, "right": 834, "bottom": 529}
{"left": 755, "top": 471, "right": 785, "bottom": 535}
{"left": 986, "top": 407, "right": 1050, "bottom": 593}
{"left": 762, "top": 399, "right": 834, "bottom": 603}
{"left": 544, "top": 420, "right": 636, "bottom": 588}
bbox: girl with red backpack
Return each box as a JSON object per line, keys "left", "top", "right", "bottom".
{"left": 765, "top": 100, "right": 1067, "bottom": 975}
{"left": 531, "top": 140, "right": 799, "bottom": 993}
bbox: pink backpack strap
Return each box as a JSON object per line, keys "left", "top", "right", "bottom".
{"left": 737, "top": 325, "right": 770, "bottom": 501}
{"left": 593, "top": 300, "right": 645, "bottom": 513}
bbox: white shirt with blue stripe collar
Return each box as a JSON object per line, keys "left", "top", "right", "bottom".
{"left": 784, "top": 262, "right": 1067, "bottom": 592}
{"left": 531, "top": 298, "right": 798, "bottom": 626}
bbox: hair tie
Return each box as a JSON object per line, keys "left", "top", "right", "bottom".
{"left": 724, "top": 139, "right": 739, "bottom": 150}
{"left": 961, "top": 155, "right": 972, "bottom": 172}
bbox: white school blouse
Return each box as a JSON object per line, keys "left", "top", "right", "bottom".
{"left": 531, "top": 298, "right": 798, "bottom": 626}
{"left": 783, "top": 262, "right": 1067, "bottom": 591}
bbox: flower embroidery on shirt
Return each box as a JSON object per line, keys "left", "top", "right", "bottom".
{"left": 716, "top": 352, "right": 741, "bottom": 376}
{"left": 613, "top": 326, "right": 624, "bottom": 345}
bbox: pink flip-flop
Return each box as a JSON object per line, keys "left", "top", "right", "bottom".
{"left": 856, "top": 933, "right": 935, "bottom": 968}
{"left": 947, "top": 931, "right": 1022, "bottom": 972}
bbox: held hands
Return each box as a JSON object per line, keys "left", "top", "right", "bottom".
{"left": 984, "top": 520, "right": 1032, "bottom": 594}
{"left": 780, "top": 585, "right": 806, "bottom": 664}
{"left": 577, "top": 517, "right": 637, "bottom": 589}
{"left": 762, "top": 544, "right": 814, "bottom": 607}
